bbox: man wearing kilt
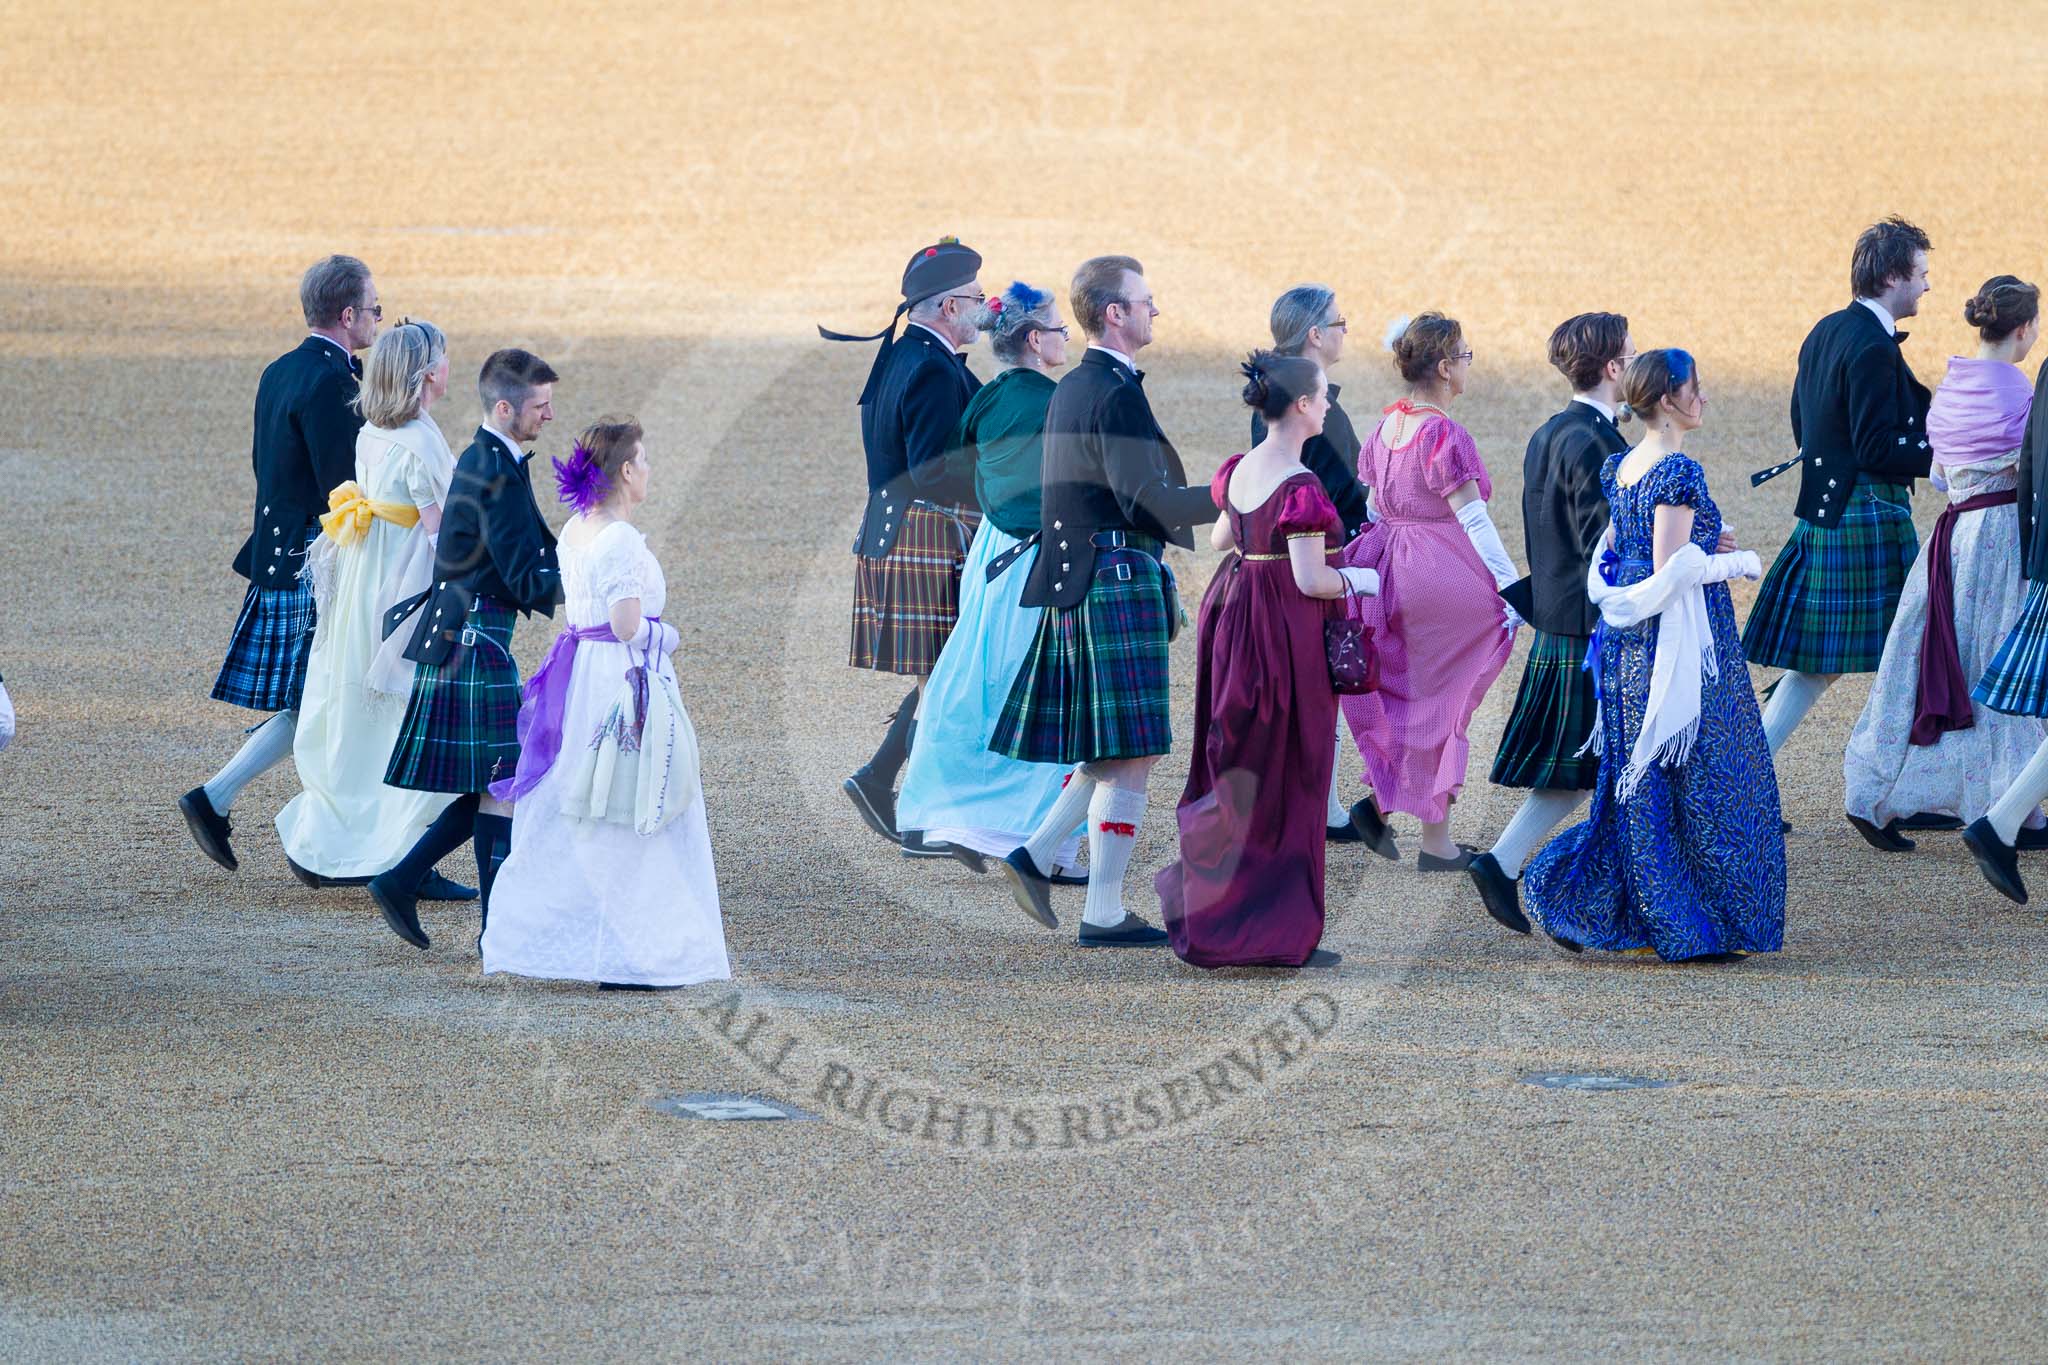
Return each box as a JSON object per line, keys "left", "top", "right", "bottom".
{"left": 822, "top": 239, "right": 985, "bottom": 856}
{"left": 369, "top": 349, "right": 564, "bottom": 951}
{"left": 992, "top": 256, "right": 1217, "bottom": 947}
{"left": 179, "top": 256, "right": 380, "bottom": 874}
{"left": 1745, "top": 217, "right": 1934, "bottom": 767}
{"left": 1470, "top": 313, "right": 1635, "bottom": 934}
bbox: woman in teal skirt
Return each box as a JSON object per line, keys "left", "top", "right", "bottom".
{"left": 895, "top": 282, "right": 1085, "bottom": 878}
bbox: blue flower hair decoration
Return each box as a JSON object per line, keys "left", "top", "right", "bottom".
{"left": 1005, "top": 280, "right": 1049, "bottom": 313}
{"left": 1665, "top": 347, "right": 1695, "bottom": 388}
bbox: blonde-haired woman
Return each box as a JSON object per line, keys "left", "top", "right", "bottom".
{"left": 275, "top": 320, "right": 472, "bottom": 897}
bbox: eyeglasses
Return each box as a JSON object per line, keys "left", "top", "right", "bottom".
{"left": 941, "top": 290, "right": 987, "bottom": 306}
{"left": 354, "top": 302, "right": 383, "bottom": 321}
{"left": 1321, "top": 318, "right": 1348, "bottom": 331}
{"left": 1029, "top": 323, "right": 1072, "bottom": 339}
{"left": 1112, "top": 296, "right": 1156, "bottom": 312}
{"left": 1449, "top": 350, "right": 1474, "bottom": 363}
{"left": 1615, "top": 352, "right": 1639, "bottom": 367}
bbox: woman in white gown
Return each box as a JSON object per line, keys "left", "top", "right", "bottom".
{"left": 483, "top": 418, "right": 731, "bottom": 988}
{"left": 276, "top": 320, "right": 461, "bottom": 884}
{"left": 1842, "top": 277, "right": 2042, "bottom": 847}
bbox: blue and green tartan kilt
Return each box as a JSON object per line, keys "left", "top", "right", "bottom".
{"left": 1489, "top": 630, "right": 1599, "bottom": 790}
{"left": 211, "top": 575, "right": 317, "bottom": 712}
{"left": 991, "top": 540, "right": 1173, "bottom": 765}
{"left": 1740, "top": 480, "right": 1918, "bottom": 675}
{"left": 1974, "top": 579, "right": 2048, "bottom": 717}
{"left": 383, "top": 599, "right": 522, "bottom": 794}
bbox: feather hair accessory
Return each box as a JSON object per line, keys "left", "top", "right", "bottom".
{"left": 553, "top": 444, "right": 613, "bottom": 514}
{"left": 1382, "top": 315, "right": 1412, "bottom": 351}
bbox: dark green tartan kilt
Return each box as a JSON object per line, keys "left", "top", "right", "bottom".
{"left": 383, "top": 599, "right": 522, "bottom": 795}
{"left": 990, "top": 541, "right": 1172, "bottom": 765}
{"left": 1489, "top": 630, "right": 1599, "bottom": 790}
{"left": 1740, "top": 480, "right": 1917, "bottom": 675}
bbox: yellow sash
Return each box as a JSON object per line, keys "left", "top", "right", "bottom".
{"left": 320, "top": 481, "right": 421, "bottom": 547}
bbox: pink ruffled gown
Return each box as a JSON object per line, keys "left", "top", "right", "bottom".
{"left": 1338, "top": 414, "right": 1513, "bottom": 823}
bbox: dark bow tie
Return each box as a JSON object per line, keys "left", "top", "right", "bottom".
{"left": 1894, "top": 329, "right": 1910, "bottom": 345}
{"left": 349, "top": 355, "right": 364, "bottom": 379}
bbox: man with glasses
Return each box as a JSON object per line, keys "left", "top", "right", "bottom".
{"left": 821, "top": 239, "right": 985, "bottom": 855}
{"left": 180, "top": 254, "right": 383, "bottom": 875}
{"left": 1471, "top": 311, "right": 1636, "bottom": 935}
{"left": 992, "top": 254, "right": 1218, "bottom": 947}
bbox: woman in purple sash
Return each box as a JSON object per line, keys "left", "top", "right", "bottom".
{"left": 482, "top": 418, "right": 730, "bottom": 988}
{"left": 1844, "top": 277, "right": 2041, "bottom": 849}
{"left": 1157, "top": 352, "right": 1376, "bottom": 967}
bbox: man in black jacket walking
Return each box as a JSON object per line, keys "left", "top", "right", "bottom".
{"left": 990, "top": 255, "right": 1216, "bottom": 947}
{"left": 179, "top": 255, "right": 379, "bottom": 873}
{"left": 824, "top": 239, "right": 984, "bottom": 855}
{"left": 1470, "top": 312, "right": 1634, "bottom": 934}
{"left": 1744, "top": 217, "right": 1934, "bottom": 771}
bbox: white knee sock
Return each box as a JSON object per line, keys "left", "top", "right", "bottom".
{"left": 1023, "top": 766, "right": 1097, "bottom": 870}
{"left": 1325, "top": 724, "right": 1350, "bottom": 827}
{"left": 1761, "top": 671, "right": 1832, "bottom": 756}
{"left": 1988, "top": 740, "right": 2048, "bottom": 843}
{"left": 1488, "top": 788, "right": 1585, "bottom": 878}
{"left": 1082, "top": 784, "right": 1148, "bottom": 928}
{"left": 202, "top": 710, "right": 297, "bottom": 813}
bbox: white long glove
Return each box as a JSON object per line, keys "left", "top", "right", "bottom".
{"left": 628, "top": 618, "right": 681, "bottom": 656}
{"left": 1702, "top": 550, "right": 1763, "bottom": 583}
{"left": 0, "top": 679, "right": 13, "bottom": 753}
{"left": 1338, "top": 566, "right": 1380, "bottom": 597}
{"left": 1454, "top": 498, "right": 1519, "bottom": 589}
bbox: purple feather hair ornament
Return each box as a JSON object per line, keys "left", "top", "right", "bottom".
{"left": 553, "top": 444, "right": 612, "bottom": 514}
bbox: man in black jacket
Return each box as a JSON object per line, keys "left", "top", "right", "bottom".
{"left": 179, "top": 255, "right": 380, "bottom": 874}
{"left": 1471, "top": 312, "right": 1634, "bottom": 934}
{"left": 371, "top": 348, "right": 565, "bottom": 950}
{"left": 1744, "top": 218, "right": 1933, "bottom": 781}
{"left": 824, "top": 239, "right": 984, "bottom": 855}
{"left": 990, "top": 255, "right": 1216, "bottom": 947}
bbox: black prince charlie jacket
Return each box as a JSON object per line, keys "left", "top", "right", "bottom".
{"left": 854, "top": 324, "right": 981, "bottom": 558}
{"left": 400, "top": 428, "right": 562, "bottom": 665}
{"left": 1020, "top": 348, "right": 1216, "bottom": 609}
{"left": 236, "top": 336, "right": 363, "bottom": 584}
{"left": 1522, "top": 401, "right": 1630, "bottom": 638}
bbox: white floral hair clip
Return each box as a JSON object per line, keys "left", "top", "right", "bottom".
{"left": 1382, "top": 315, "right": 1412, "bottom": 351}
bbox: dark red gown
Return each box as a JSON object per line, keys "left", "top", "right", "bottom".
{"left": 1156, "top": 457, "right": 1341, "bottom": 967}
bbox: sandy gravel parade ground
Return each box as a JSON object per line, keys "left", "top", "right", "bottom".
{"left": 7, "top": 2, "right": 2048, "bottom": 1358}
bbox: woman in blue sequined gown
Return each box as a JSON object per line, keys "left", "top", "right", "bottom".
{"left": 1523, "top": 352, "right": 1786, "bottom": 961}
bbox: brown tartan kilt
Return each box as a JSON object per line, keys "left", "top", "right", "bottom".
{"left": 850, "top": 501, "right": 980, "bottom": 676}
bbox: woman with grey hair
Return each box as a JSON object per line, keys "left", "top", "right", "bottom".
{"left": 1252, "top": 284, "right": 1389, "bottom": 853}
{"left": 894, "top": 281, "right": 1088, "bottom": 879}
{"left": 275, "top": 319, "right": 472, "bottom": 895}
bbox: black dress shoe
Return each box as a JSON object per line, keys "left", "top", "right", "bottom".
{"left": 1963, "top": 817, "right": 2028, "bottom": 905}
{"left": 1347, "top": 796, "right": 1399, "bottom": 861}
{"left": 178, "top": 787, "right": 238, "bottom": 872}
{"left": 1302, "top": 947, "right": 1343, "bottom": 968}
{"left": 899, "top": 830, "right": 967, "bottom": 862}
{"left": 1077, "top": 912, "right": 1169, "bottom": 947}
{"left": 1845, "top": 813, "right": 1915, "bottom": 853}
{"left": 417, "top": 870, "right": 478, "bottom": 901}
{"left": 285, "top": 853, "right": 329, "bottom": 888}
{"left": 1468, "top": 852, "right": 1531, "bottom": 934}
{"left": 1000, "top": 848, "right": 1059, "bottom": 929}
{"left": 368, "top": 872, "right": 431, "bottom": 950}
{"left": 599, "top": 981, "right": 679, "bottom": 991}
{"left": 1894, "top": 811, "right": 1965, "bottom": 832}
{"left": 897, "top": 832, "right": 986, "bottom": 873}
{"left": 842, "top": 771, "right": 902, "bottom": 846}
{"left": 1688, "top": 951, "right": 1749, "bottom": 964}
{"left": 1779, "top": 818, "right": 1792, "bottom": 834}
{"left": 1048, "top": 864, "right": 1088, "bottom": 887}
{"left": 2017, "top": 825, "right": 2048, "bottom": 851}
{"left": 1541, "top": 920, "right": 1585, "bottom": 955}
{"left": 1326, "top": 821, "right": 1365, "bottom": 844}
{"left": 1417, "top": 844, "right": 1477, "bottom": 873}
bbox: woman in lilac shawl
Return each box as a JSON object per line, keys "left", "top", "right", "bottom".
{"left": 1844, "top": 276, "right": 2040, "bottom": 850}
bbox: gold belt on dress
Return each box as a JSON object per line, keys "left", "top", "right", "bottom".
{"left": 1240, "top": 552, "right": 1288, "bottom": 561}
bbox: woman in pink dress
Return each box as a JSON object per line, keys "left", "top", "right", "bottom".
{"left": 1340, "top": 313, "right": 1520, "bottom": 868}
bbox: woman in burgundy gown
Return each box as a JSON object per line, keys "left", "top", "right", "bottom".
{"left": 1158, "top": 353, "right": 1380, "bottom": 967}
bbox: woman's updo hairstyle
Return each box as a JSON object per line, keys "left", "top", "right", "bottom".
{"left": 1621, "top": 348, "right": 1697, "bottom": 422}
{"left": 1239, "top": 348, "right": 1322, "bottom": 421}
{"left": 1386, "top": 311, "right": 1464, "bottom": 385}
{"left": 1963, "top": 275, "right": 2040, "bottom": 343}
{"left": 356, "top": 317, "right": 446, "bottom": 429}
{"left": 554, "top": 415, "right": 645, "bottom": 514}
{"left": 975, "top": 280, "right": 1061, "bottom": 364}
